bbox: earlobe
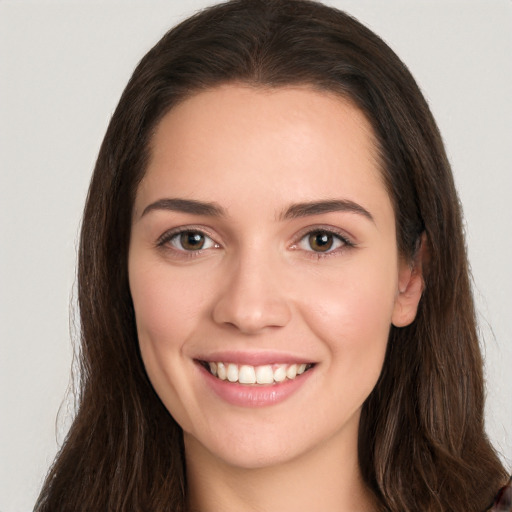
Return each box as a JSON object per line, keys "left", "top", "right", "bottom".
{"left": 391, "top": 233, "right": 428, "bottom": 328}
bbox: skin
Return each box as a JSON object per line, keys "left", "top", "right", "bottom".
{"left": 128, "top": 84, "right": 423, "bottom": 511}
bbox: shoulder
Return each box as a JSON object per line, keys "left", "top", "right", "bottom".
{"left": 487, "top": 477, "right": 512, "bottom": 511}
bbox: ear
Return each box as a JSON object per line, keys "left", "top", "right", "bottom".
{"left": 391, "top": 233, "right": 428, "bottom": 328}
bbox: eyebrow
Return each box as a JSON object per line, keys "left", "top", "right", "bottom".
{"left": 279, "top": 199, "right": 374, "bottom": 223}
{"left": 140, "top": 197, "right": 374, "bottom": 223}
{"left": 141, "top": 198, "right": 225, "bottom": 218}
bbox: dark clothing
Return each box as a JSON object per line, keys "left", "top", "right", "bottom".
{"left": 488, "top": 477, "right": 512, "bottom": 511}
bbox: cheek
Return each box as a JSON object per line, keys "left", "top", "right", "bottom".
{"left": 128, "top": 262, "right": 182, "bottom": 387}
{"left": 298, "top": 258, "right": 397, "bottom": 389}
{"left": 131, "top": 277, "right": 176, "bottom": 349}
{"left": 129, "top": 259, "right": 209, "bottom": 346}
{"left": 128, "top": 258, "right": 208, "bottom": 427}
{"left": 302, "top": 259, "right": 397, "bottom": 336}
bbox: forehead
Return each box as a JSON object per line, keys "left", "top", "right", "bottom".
{"left": 135, "top": 84, "right": 390, "bottom": 223}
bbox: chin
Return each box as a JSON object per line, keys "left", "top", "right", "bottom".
{"left": 185, "top": 431, "right": 304, "bottom": 470}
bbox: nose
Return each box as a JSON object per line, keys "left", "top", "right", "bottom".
{"left": 212, "top": 252, "right": 292, "bottom": 334}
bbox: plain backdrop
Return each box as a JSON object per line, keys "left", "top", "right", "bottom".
{"left": 1, "top": 1, "right": 511, "bottom": 511}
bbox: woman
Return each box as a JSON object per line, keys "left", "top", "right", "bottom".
{"left": 34, "top": 0, "right": 510, "bottom": 510}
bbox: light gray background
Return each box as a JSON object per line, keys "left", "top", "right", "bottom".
{"left": 1, "top": 1, "right": 511, "bottom": 511}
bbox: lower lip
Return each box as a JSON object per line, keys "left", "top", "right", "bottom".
{"left": 197, "top": 363, "right": 314, "bottom": 407}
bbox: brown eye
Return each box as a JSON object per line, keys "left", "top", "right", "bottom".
{"left": 164, "top": 230, "right": 217, "bottom": 252}
{"left": 180, "top": 231, "right": 206, "bottom": 250}
{"left": 296, "top": 230, "right": 348, "bottom": 254}
{"left": 308, "top": 231, "right": 334, "bottom": 252}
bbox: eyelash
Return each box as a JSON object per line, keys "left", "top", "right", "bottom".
{"left": 156, "top": 226, "right": 220, "bottom": 258}
{"left": 156, "top": 226, "right": 355, "bottom": 259}
{"left": 291, "top": 227, "right": 355, "bottom": 259}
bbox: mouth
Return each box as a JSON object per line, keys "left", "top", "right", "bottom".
{"left": 197, "top": 360, "right": 315, "bottom": 385}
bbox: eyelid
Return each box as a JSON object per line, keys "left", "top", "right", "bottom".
{"left": 156, "top": 225, "right": 221, "bottom": 251}
{"left": 154, "top": 224, "right": 355, "bottom": 257}
{"left": 290, "top": 225, "right": 356, "bottom": 254}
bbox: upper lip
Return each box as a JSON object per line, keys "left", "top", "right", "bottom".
{"left": 193, "top": 351, "right": 316, "bottom": 366}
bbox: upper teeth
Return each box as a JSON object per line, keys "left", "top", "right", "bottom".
{"left": 207, "top": 362, "right": 310, "bottom": 384}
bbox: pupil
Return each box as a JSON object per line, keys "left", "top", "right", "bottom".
{"left": 309, "top": 232, "right": 333, "bottom": 252}
{"left": 181, "top": 232, "right": 204, "bottom": 250}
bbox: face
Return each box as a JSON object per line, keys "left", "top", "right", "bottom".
{"left": 128, "top": 84, "right": 421, "bottom": 470}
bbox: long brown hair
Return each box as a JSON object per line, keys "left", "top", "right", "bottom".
{"left": 35, "top": 1, "right": 507, "bottom": 510}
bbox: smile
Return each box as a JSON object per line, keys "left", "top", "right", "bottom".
{"left": 201, "top": 361, "right": 314, "bottom": 385}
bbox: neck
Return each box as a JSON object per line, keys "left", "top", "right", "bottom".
{"left": 185, "top": 427, "right": 378, "bottom": 512}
